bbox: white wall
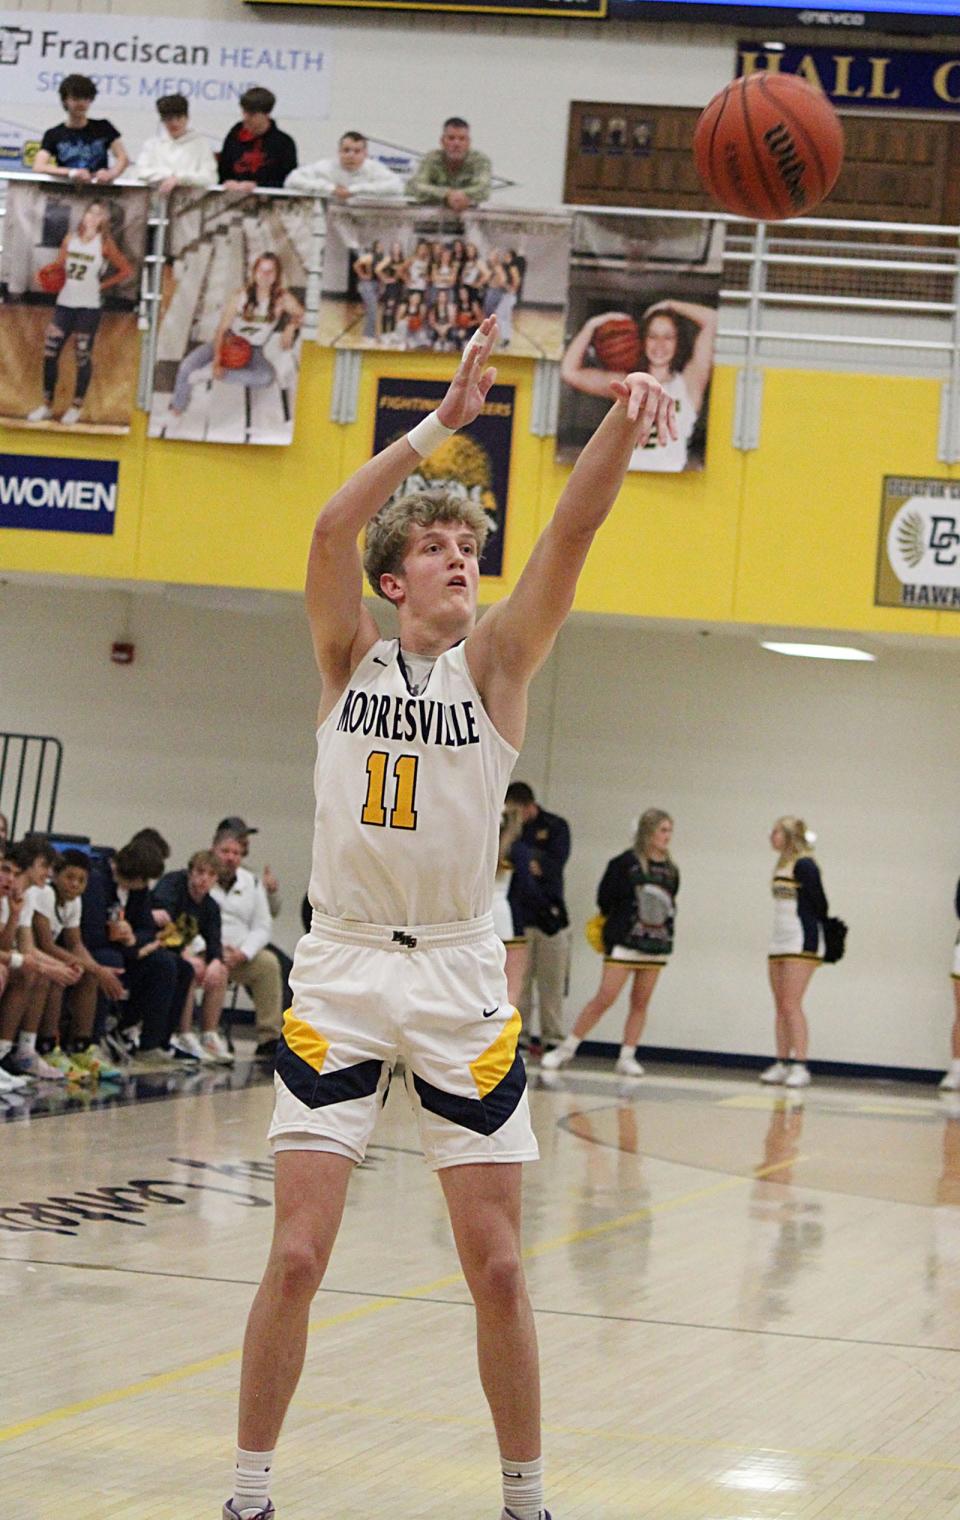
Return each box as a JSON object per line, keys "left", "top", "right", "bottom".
{"left": 3, "top": 578, "right": 959, "bottom": 1073}
{"left": 9, "top": 0, "right": 737, "bottom": 205}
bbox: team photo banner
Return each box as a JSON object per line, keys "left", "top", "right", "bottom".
{"left": 320, "top": 205, "right": 571, "bottom": 362}
{"left": 0, "top": 180, "right": 148, "bottom": 436}
{"left": 148, "top": 188, "right": 313, "bottom": 446}
{"left": 0, "top": 11, "right": 332, "bottom": 170}
{"left": 556, "top": 214, "right": 723, "bottom": 474}
{"left": 876, "top": 476, "right": 960, "bottom": 611}
{"left": 372, "top": 377, "right": 515, "bottom": 578}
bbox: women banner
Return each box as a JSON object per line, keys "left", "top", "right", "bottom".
{"left": 321, "top": 205, "right": 571, "bottom": 360}
{"left": 556, "top": 214, "right": 723, "bottom": 473}
{"left": 0, "top": 180, "right": 148, "bottom": 435}
{"left": 371, "top": 377, "right": 514, "bottom": 577}
{"left": 148, "top": 187, "right": 312, "bottom": 446}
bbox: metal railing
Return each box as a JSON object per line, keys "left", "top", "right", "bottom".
{"left": 0, "top": 733, "right": 63, "bottom": 840}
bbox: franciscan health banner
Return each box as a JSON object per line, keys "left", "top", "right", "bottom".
{"left": 739, "top": 43, "right": 960, "bottom": 111}
{"left": 556, "top": 214, "right": 722, "bottom": 474}
{"left": 148, "top": 188, "right": 312, "bottom": 446}
{"left": 321, "top": 206, "right": 571, "bottom": 361}
{"left": 876, "top": 476, "right": 960, "bottom": 611}
{"left": 372, "top": 378, "right": 514, "bottom": 578}
{"left": 0, "top": 11, "right": 331, "bottom": 171}
{"left": 0, "top": 180, "right": 148, "bottom": 435}
{"left": 0, "top": 453, "right": 118, "bottom": 534}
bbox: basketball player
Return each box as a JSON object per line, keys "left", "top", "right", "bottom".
{"left": 223, "top": 314, "right": 676, "bottom": 1520}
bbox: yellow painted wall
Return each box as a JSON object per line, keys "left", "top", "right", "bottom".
{"left": 2, "top": 351, "right": 959, "bottom": 639}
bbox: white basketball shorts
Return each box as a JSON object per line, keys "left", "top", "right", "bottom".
{"left": 269, "top": 911, "right": 539, "bottom": 1171}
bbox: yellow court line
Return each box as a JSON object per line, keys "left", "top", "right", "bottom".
{"left": 0, "top": 1153, "right": 803, "bottom": 1446}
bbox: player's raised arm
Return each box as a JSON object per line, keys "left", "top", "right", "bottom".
{"left": 469, "top": 371, "right": 677, "bottom": 694}
{"left": 304, "top": 317, "right": 499, "bottom": 687}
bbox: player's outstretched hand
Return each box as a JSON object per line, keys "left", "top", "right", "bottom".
{"left": 610, "top": 371, "right": 678, "bottom": 450}
{"left": 436, "top": 316, "right": 498, "bottom": 430}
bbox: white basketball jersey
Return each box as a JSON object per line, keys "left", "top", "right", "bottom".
{"left": 309, "top": 639, "right": 518, "bottom": 927}
{"left": 59, "top": 232, "right": 103, "bottom": 310}
{"left": 629, "top": 372, "right": 697, "bottom": 473}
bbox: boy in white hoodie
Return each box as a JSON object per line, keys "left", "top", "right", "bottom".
{"left": 135, "top": 94, "right": 217, "bottom": 194}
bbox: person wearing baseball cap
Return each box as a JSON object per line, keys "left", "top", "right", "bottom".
{"left": 217, "top": 816, "right": 258, "bottom": 838}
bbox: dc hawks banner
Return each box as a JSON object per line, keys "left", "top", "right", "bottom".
{"left": 877, "top": 476, "right": 960, "bottom": 611}
{"left": 556, "top": 214, "right": 722, "bottom": 473}
{"left": 149, "top": 188, "right": 313, "bottom": 446}
{"left": 0, "top": 180, "right": 148, "bottom": 435}
{"left": 372, "top": 378, "right": 515, "bottom": 578}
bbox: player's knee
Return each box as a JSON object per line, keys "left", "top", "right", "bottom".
{"left": 473, "top": 1248, "right": 525, "bottom": 1309}
{"left": 271, "top": 1233, "right": 328, "bottom": 1298}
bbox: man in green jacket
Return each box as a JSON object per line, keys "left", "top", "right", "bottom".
{"left": 407, "top": 116, "right": 492, "bottom": 212}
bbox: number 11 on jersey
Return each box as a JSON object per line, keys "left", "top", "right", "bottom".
{"left": 361, "top": 751, "right": 419, "bottom": 830}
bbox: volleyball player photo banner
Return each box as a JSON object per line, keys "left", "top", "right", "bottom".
{"left": 372, "top": 377, "right": 514, "bottom": 577}
{"left": 556, "top": 214, "right": 724, "bottom": 473}
{"left": 320, "top": 206, "right": 571, "bottom": 361}
{"left": 876, "top": 476, "right": 960, "bottom": 612}
{"left": 0, "top": 180, "right": 148, "bottom": 436}
{"left": 148, "top": 187, "right": 313, "bottom": 446}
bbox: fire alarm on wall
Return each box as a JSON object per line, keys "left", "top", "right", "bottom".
{"left": 111, "top": 642, "right": 135, "bottom": 665}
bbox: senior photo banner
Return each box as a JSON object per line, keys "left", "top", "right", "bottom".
{"left": 876, "top": 476, "right": 960, "bottom": 611}
{"left": 556, "top": 214, "right": 723, "bottom": 474}
{"left": 320, "top": 205, "right": 571, "bottom": 361}
{"left": 148, "top": 187, "right": 313, "bottom": 446}
{"left": 0, "top": 179, "right": 148, "bottom": 435}
{"left": 371, "top": 377, "right": 515, "bottom": 578}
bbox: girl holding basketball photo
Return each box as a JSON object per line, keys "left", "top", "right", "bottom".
{"left": 28, "top": 199, "right": 133, "bottom": 427}
{"left": 168, "top": 252, "right": 303, "bottom": 419}
{"left": 561, "top": 297, "right": 717, "bottom": 472}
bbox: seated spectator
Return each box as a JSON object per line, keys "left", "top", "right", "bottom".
{"left": 33, "top": 74, "right": 129, "bottom": 184}
{"left": 406, "top": 117, "right": 492, "bottom": 212}
{"left": 219, "top": 87, "right": 297, "bottom": 191}
{"left": 285, "top": 130, "right": 403, "bottom": 201}
{"left": 27, "top": 849, "right": 125, "bottom": 1081}
{"left": 82, "top": 836, "right": 192, "bottom": 1072}
{"left": 217, "top": 815, "right": 294, "bottom": 1015}
{"left": 134, "top": 94, "right": 217, "bottom": 194}
{"left": 210, "top": 826, "right": 282, "bottom": 1062}
{"left": 154, "top": 850, "right": 232, "bottom": 1065}
{"left": 0, "top": 839, "right": 81, "bottom": 1084}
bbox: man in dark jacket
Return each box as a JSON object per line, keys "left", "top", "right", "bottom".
{"left": 505, "top": 781, "right": 571, "bottom": 1050}
{"left": 219, "top": 87, "right": 298, "bottom": 190}
{"left": 154, "top": 850, "right": 233, "bottom": 1064}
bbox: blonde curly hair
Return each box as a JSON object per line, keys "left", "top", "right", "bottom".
{"left": 363, "top": 490, "right": 490, "bottom": 600}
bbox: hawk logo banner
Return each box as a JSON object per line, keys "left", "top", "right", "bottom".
{"left": 371, "top": 377, "right": 515, "bottom": 579}
{"left": 877, "top": 475, "right": 960, "bottom": 610}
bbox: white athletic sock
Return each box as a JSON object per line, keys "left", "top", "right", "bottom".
{"left": 501, "top": 1454, "right": 544, "bottom": 1520}
{"left": 619, "top": 1043, "right": 636, "bottom": 1061}
{"left": 0, "top": 1039, "right": 12, "bottom": 1060}
{"left": 233, "top": 1446, "right": 275, "bottom": 1515}
{"left": 559, "top": 1034, "right": 580, "bottom": 1054}
{"left": 17, "top": 1030, "right": 37, "bottom": 1055}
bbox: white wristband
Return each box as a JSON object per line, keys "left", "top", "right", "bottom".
{"left": 9, "top": 951, "right": 23, "bottom": 971}
{"left": 407, "top": 410, "right": 455, "bottom": 458}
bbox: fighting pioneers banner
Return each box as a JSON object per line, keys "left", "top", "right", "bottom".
{"left": 556, "top": 214, "right": 722, "bottom": 473}
{"left": 321, "top": 205, "right": 571, "bottom": 361}
{"left": 148, "top": 188, "right": 313, "bottom": 446}
{"left": 372, "top": 377, "right": 514, "bottom": 578}
{"left": 0, "top": 180, "right": 148, "bottom": 435}
{"left": 876, "top": 476, "right": 960, "bottom": 611}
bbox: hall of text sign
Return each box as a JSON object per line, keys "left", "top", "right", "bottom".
{"left": 739, "top": 42, "right": 960, "bottom": 109}
{"left": 0, "top": 13, "right": 332, "bottom": 115}
{"left": 0, "top": 455, "right": 118, "bottom": 535}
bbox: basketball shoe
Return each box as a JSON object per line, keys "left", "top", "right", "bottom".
{"left": 501, "top": 1511, "right": 552, "bottom": 1519}
{"left": 222, "top": 1503, "right": 275, "bottom": 1519}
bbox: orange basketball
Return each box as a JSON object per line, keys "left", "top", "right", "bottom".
{"left": 219, "top": 333, "right": 253, "bottom": 370}
{"left": 593, "top": 315, "right": 641, "bottom": 372}
{"left": 37, "top": 261, "right": 66, "bottom": 295}
{"left": 693, "top": 72, "right": 844, "bottom": 221}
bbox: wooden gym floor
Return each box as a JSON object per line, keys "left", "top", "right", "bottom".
{"left": 3, "top": 1059, "right": 960, "bottom": 1519}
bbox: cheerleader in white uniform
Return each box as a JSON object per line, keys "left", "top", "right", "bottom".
{"left": 939, "top": 878, "right": 960, "bottom": 1090}
{"left": 560, "top": 298, "right": 717, "bottom": 472}
{"left": 762, "top": 816, "right": 828, "bottom": 1090}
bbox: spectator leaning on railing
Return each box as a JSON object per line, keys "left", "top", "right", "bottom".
{"left": 33, "top": 73, "right": 129, "bottom": 184}
{"left": 285, "top": 130, "right": 404, "bottom": 201}
{"left": 406, "top": 117, "right": 492, "bottom": 212}
{"left": 134, "top": 94, "right": 217, "bottom": 195}
{"left": 219, "top": 86, "right": 298, "bottom": 191}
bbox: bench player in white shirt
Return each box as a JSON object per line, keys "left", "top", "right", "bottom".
{"left": 223, "top": 316, "right": 676, "bottom": 1520}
